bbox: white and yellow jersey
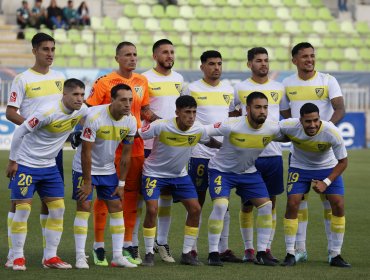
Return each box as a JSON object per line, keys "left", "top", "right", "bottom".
{"left": 279, "top": 118, "right": 347, "bottom": 170}
{"left": 7, "top": 68, "right": 66, "bottom": 118}
{"left": 182, "top": 79, "right": 234, "bottom": 159}
{"left": 142, "top": 68, "right": 183, "bottom": 150}
{"left": 72, "top": 105, "right": 137, "bottom": 175}
{"left": 15, "top": 100, "right": 88, "bottom": 168}
{"left": 207, "top": 117, "right": 281, "bottom": 174}
{"left": 281, "top": 71, "right": 342, "bottom": 120}
{"left": 139, "top": 118, "right": 210, "bottom": 178}
{"left": 233, "top": 78, "right": 285, "bottom": 157}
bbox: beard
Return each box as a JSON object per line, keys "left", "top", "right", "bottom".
{"left": 251, "top": 114, "right": 266, "bottom": 124}
{"left": 158, "top": 60, "right": 174, "bottom": 70}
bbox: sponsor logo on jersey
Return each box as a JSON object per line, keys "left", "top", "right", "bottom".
{"left": 101, "top": 130, "right": 110, "bottom": 134}
{"left": 263, "top": 137, "right": 271, "bottom": 146}
{"left": 20, "top": 186, "right": 29, "bottom": 197}
{"left": 270, "top": 92, "right": 279, "bottom": 102}
{"left": 288, "top": 91, "right": 297, "bottom": 95}
{"left": 317, "top": 143, "right": 329, "bottom": 151}
{"left": 134, "top": 86, "right": 143, "bottom": 98}
{"left": 28, "top": 117, "right": 39, "bottom": 128}
{"left": 214, "top": 122, "right": 222, "bottom": 128}
{"left": 32, "top": 87, "right": 41, "bottom": 91}
{"left": 10, "top": 92, "right": 17, "bottom": 102}
{"left": 197, "top": 96, "right": 207, "bottom": 100}
{"left": 89, "top": 87, "right": 95, "bottom": 98}
{"left": 315, "top": 88, "right": 324, "bottom": 98}
{"left": 141, "top": 124, "right": 150, "bottom": 133}
{"left": 188, "top": 135, "right": 196, "bottom": 145}
{"left": 83, "top": 128, "right": 92, "bottom": 139}
{"left": 175, "top": 83, "right": 181, "bottom": 93}
{"left": 223, "top": 94, "right": 230, "bottom": 104}
{"left": 234, "top": 137, "right": 245, "bottom": 142}
{"left": 151, "top": 87, "right": 161, "bottom": 90}
{"left": 55, "top": 81, "right": 63, "bottom": 91}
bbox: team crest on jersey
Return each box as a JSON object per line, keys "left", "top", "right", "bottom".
{"left": 287, "top": 183, "right": 293, "bottom": 193}
{"left": 223, "top": 94, "right": 230, "bottom": 105}
{"left": 28, "top": 117, "right": 39, "bottom": 128}
{"left": 188, "top": 135, "right": 196, "bottom": 145}
{"left": 262, "top": 137, "right": 271, "bottom": 146}
{"left": 270, "top": 92, "right": 279, "bottom": 102}
{"left": 175, "top": 83, "right": 181, "bottom": 93}
{"left": 55, "top": 81, "right": 63, "bottom": 91}
{"left": 10, "top": 92, "right": 17, "bottom": 102}
{"left": 196, "top": 178, "right": 203, "bottom": 187}
{"left": 120, "top": 128, "right": 128, "bottom": 139}
{"left": 71, "top": 118, "right": 78, "bottom": 128}
{"left": 317, "top": 143, "right": 329, "bottom": 151}
{"left": 134, "top": 86, "right": 143, "bottom": 98}
{"left": 214, "top": 186, "right": 222, "bottom": 195}
{"left": 146, "top": 189, "right": 153, "bottom": 197}
{"left": 20, "top": 186, "right": 29, "bottom": 196}
{"left": 315, "top": 88, "right": 324, "bottom": 98}
{"left": 141, "top": 124, "right": 150, "bottom": 133}
{"left": 83, "top": 128, "right": 92, "bottom": 139}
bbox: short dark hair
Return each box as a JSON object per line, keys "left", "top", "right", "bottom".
{"left": 247, "top": 47, "right": 268, "bottom": 61}
{"left": 152, "top": 39, "right": 173, "bottom": 53}
{"left": 291, "top": 42, "right": 314, "bottom": 57}
{"left": 300, "top": 102, "right": 319, "bottom": 117}
{"left": 64, "top": 79, "right": 85, "bottom": 92}
{"left": 176, "top": 95, "right": 197, "bottom": 109}
{"left": 31, "top": 32, "right": 55, "bottom": 48}
{"left": 111, "top": 83, "right": 132, "bottom": 99}
{"left": 246, "top": 91, "right": 268, "bottom": 106}
{"left": 116, "top": 41, "right": 136, "bottom": 55}
{"left": 200, "top": 50, "right": 222, "bottom": 63}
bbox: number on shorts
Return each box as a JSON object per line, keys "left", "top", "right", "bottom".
{"left": 77, "top": 176, "right": 84, "bottom": 189}
{"left": 18, "top": 173, "right": 32, "bottom": 187}
{"left": 214, "top": 175, "right": 222, "bottom": 186}
{"left": 145, "top": 178, "right": 157, "bottom": 189}
{"left": 197, "top": 164, "right": 205, "bottom": 177}
{"left": 287, "top": 172, "right": 299, "bottom": 183}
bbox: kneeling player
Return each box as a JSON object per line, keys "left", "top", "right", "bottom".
{"left": 139, "top": 95, "right": 219, "bottom": 266}
{"left": 72, "top": 84, "right": 137, "bottom": 269}
{"left": 280, "top": 103, "right": 350, "bottom": 268}
{"left": 6, "top": 79, "right": 87, "bottom": 271}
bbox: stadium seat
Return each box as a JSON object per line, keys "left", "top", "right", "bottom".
{"left": 276, "top": 7, "right": 290, "bottom": 20}
{"left": 327, "top": 21, "right": 341, "bottom": 33}
{"left": 263, "top": 7, "right": 277, "bottom": 20}
{"left": 279, "top": 35, "right": 291, "bottom": 47}
{"left": 173, "top": 19, "right": 189, "bottom": 32}
{"left": 254, "top": 0, "right": 269, "bottom": 6}
{"left": 291, "top": 7, "right": 303, "bottom": 20}
{"left": 355, "top": 21, "right": 370, "bottom": 34}
{"left": 315, "top": 48, "right": 330, "bottom": 60}
{"left": 215, "top": 0, "right": 228, "bottom": 6}
{"left": 152, "top": 5, "right": 165, "bottom": 18}
{"left": 188, "top": 0, "right": 201, "bottom": 5}
{"left": 349, "top": 37, "right": 363, "bottom": 48}
{"left": 123, "top": 4, "right": 138, "bottom": 18}
{"left": 160, "top": 18, "right": 175, "bottom": 31}
{"left": 296, "top": 0, "right": 310, "bottom": 7}
{"left": 274, "top": 47, "right": 289, "bottom": 60}
{"left": 24, "top": 28, "right": 38, "bottom": 41}
{"left": 265, "top": 36, "right": 281, "bottom": 47}
{"left": 132, "top": 18, "right": 146, "bottom": 30}
{"left": 228, "top": 0, "right": 243, "bottom": 7}
{"left": 60, "top": 43, "right": 74, "bottom": 56}
{"left": 68, "top": 29, "right": 82, "bottom": 43}
{"left": 359, "top": 48, "right": 370, "bottom": 60}
{"left": 283, "top": 0, "right": 297, "bottom": 7}
{"left": 307, "top": 35, "right": 323, "bottom": 47}
{"left": 322, "top": 37, "right": 337, "bottom": 48}
{"left": 75, "top": 43, "right": 92, "bottom": 57}
{"left": 354, "top": 61, "right": 368, "bottom": 71}
{"left": 336, "top": 37, "right": 348, "bottom": 48}
{"left": 232, "top": 47, "right": 245, "bottom": 60}
{"left": 103, "top": 17, "right": 116, "bottom": 30}
{"left": 53, "top": 29, "right": 69, "bottom": 43}
{"left": 68, "top": 57, "right": 83, "bottom": 68}
{"left": 230, "top": 20, "right": 243, "bottom": 33}
{"left": 248, "top": 7, "right": 262, "bottom": 20}
{"left": 166, "top": 5, "right": 180, "bottom": 18}
{"left": 81, "top": 29, "right": 94, "bottom": 44}
{"left": 96, "top": 57, "right": 112, "bottom": 68}
{"left": 194, "top": 6, "right": 208, "bottom": 19}
{"left": 96, "top": 32, "right": 110, "bottom": 44}
{"left": 318, "top": 8, "right": 332, "bottom": 20}
{"left": 222, "top": 6, "right": 235, "bottom": 19}
{"left": 299, "top": 21, "right": 314, "bottom": 34}
{"left": 340, "top": 20, "right": 356, "bottom": 34}
{"left": 53, "top": 56, "right": 68, "bottom": 67}
{"left": 305, "top": 8, "right": 317, "bottom": 20}
{"left": 103, "top": 43, "right": 116, "bottom": 56}
{"left": 285, "top": 20, "right": 300, "bottom": 34}
{"left": 117, "top": 17, "right": 131, "bottom": 31}
{"left": 272, "top": 21, "right": 286, "bottom": 33}
{"left": 215, "top": 20, "right": 229, "bottom": 33}
{"left": 189, "top": 19, "right": 202, "bottom": 32}
{"left": 312, "top": 20, "right": 327, "bottom": 34}
{"left": 325, "top": 61, "right": 339, "bottom": 71}
{"left": 235, "top": 8, "right": 249, "bottom": 19}
{"left": 203, "top": 19, "right": 214, "bottom": 32}
{"left": 179, "top": 6, "right": 194, "bottom": 19}
{"left": 82, "top": 57, "right": 94, "bottom": 68}
{"left": 139, "top": 57, "right": 154, "bottom": 69}
{"left": 257, "top": 20, "right": 272, "bottom": 33}
{"left": 331, "top": 48, "right": 343, "bottom": 60}
{"left": 176, "top": 46, "right": 189, "bottom": 59}
{"left": 269, "top": 0, "right": 284, "bottom": 7}
{"left": 200, "top": 0, "right": 215, "bottom": 6}
{"left": 339, "top": 61, "right": 353, "bottom": 71}
{"left": 91, "top": 16, "right": 104, "bottom": 30}
{"left": 310, "top": 0, "right": 323, "bottom": 7}
{"left": 137, "top": 4, "right": 152, "bottom": 18}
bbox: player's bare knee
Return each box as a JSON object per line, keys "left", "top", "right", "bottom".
{"left": 77, "top": 200, "right": 91, "bottom": 212}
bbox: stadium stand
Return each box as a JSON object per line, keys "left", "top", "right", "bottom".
{"left": 0, "top": 0, "right": 369, "bottom": 71}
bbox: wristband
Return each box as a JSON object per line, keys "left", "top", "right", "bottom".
{"left": 323, "top": 178, "right": 332, "bottom": 187}
{"left": 118, "top": 180, "right": 125, "bottom": 187}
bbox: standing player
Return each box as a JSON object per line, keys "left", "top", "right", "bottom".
{"left": 280, "top": 42, "right": 345, "bottom": 262}
{"left": 72, "top": 84, "right": 137, "bottom": 269}
{"left": 139, "top": 95, "right": 218, "bottom": 266}
{"left": 183, "top": 50, "right": 239, "bottom": 262}
{"left": 280, "top": 103, "right": 350, "bottom": 268}
{"left": 233, "top": 47, "right": 285, "bottom": 263}
{"left": 206, "top": 91, "right": 281, "bottom": 267}
{"left": 86, "top": 41, "right": 158, "bottom": 265}
{"left": 5, "top": 32, "right": 65, "bottom": 267}
{"left": 141, "top": 39, "right": 184, "bottom": 263}
{"left": 5, "top": 78, "right": 87, "bottom": 271}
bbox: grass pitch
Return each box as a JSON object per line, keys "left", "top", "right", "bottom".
{"left": 0, "top": 149, "right": 369, "bottom": 279}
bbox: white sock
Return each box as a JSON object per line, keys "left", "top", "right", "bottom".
{"left": 157, "top": 195, "right": 172, "bottom": 245}
{"left": 218, "top": 209, "right": 230, "bottom": 253}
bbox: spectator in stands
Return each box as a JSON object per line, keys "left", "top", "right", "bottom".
{"left": 16, "top": 1, "right": 32, "bottom": 29}
{"left": 338, "top": 0, "right": 348, "bottom": 11}
{"left": 47, "top": 0, "right": 63, "bottom": 29}
{"left": 31, "top": 0, "right": 47, "bottom": 29}
{"left": 63, "top": 0, "right": 79, "bottom": 29}
{"left": 158, "top": 0, "right": 178, "bottom": 8}
{"left": 77, "top": 1, "right": 90, "bottom": 26}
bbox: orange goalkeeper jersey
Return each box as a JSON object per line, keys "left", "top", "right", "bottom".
{"left": 86, "top": 71, "right": 149, "bottom": 157}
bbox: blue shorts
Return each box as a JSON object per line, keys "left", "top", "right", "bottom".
{"left": 144, "top": 149, "right": 152, "bottom": 159}
{"left": 56, "top": 149, "right": 64, "bottom": 182}
{"left": 188, "top": 157, "right": 210, "bottom": 192}
{"left": 72, "top": 170, "right": 120, "bottom": 201}
{"left": 142, "top": 175, "right": 198, "bottom": 201}
{"left": 10, "top": 164, "right": 64, "bottom": 200}
{"left": 255, "top": 156, "right": 284, "bottom": 196}
{"left": 208, "top": 168, "right": 269, "bottom": 203}
{"left": 287, "top": 167, "right": 344, "bottom": 196}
